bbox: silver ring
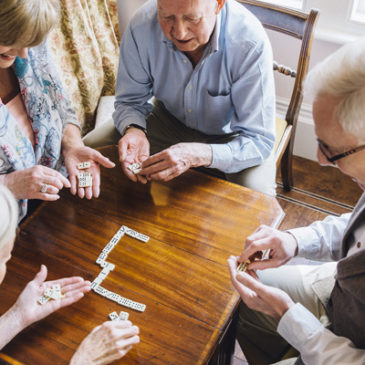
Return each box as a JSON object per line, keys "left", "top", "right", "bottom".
{"left": 40, "top": 184, "right": 48, "bottom": 193}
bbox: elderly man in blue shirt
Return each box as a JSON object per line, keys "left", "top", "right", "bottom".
{"left": 85, "top": 0, "right": 276, "bottom": 195}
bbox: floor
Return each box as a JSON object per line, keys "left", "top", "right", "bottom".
{"left": 231, "top": 156, "right": 363, "bottom": 365}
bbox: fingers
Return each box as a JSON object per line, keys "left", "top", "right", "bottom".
{"left": 36, "top": 167, "right": 71, "bottom": 198}
{"left": 235, "top": 270, "right": 271, "bottom": 303}
{"left": 115, "top": 332, "right": 140, "bottom": 349}
{"left": 240, "top": 226, "right": 274, "bottom": 262}
{"left": 58, "top": 291, "right": 85, "bottom": 308}
{"left": 136, "top": 174, "right": 148, "bottom": 184}
{"left": 247, "top": 257, "right": 281, "bottom": 271}
{"left": 34, "top": 192, "right": 61, "bottom": 201}
{"left": 45, "top": 276, "right": 86, "bottom": 289}
{"left": 227, "top": 256, "right": 239, "bottom": 283}
{"left": 69, "top": 173, "right": 78, "bottom": 196}
{"left": 141, "top": 149, "right": 190, "bottom": 181}
{"left": 118, "top": 133, "right": 150, "bottom": 184}
{"left": 62, "top": 280, "right": 91, "bottom": 295}
{"left": 92, "top": 151, "right": 115, "bottom": 169}
{"left": 122, "top": 162, "right": 138, "bottom": 183}
{"left": 41, "top": 167, "right": 70, "bottom": 189}
{"left": 35, "top": 168, "right": 70, "bottom": 200}
{"left": 49, "top": 279, "right": 91, "bottom": 309}
{"left": 227, "top": 256, "right": 256, "bottom": 299}
{"left": 118, "top": 137, "right": 128, "bottom": 162}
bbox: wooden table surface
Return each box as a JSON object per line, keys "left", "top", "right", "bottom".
{"left": 1, "top": 146, "right": 283, "bottom": 365}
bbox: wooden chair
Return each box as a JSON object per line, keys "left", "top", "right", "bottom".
{"left": 237, "top": 0, "right": 319, "bottom": 191}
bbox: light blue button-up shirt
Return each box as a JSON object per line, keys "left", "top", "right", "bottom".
{"left": 113, "top": 0, "right": 275, "bottom": 173}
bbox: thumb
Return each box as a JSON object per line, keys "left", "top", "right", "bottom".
{"left": 118, "top": 138, "right": 128, "bottom": 162}
{"left": 33, "top": 264, "right": 48, "bottom": 285}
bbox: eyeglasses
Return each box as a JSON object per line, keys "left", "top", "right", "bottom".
{"left": 317, "top": 139, "right": 365, "bottom": 164}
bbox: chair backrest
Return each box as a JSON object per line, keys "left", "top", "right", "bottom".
{"left": 237, "top": 0, "right": 319, "bottom": 190}
{"left": 237, "top": 0, "right": 319, "bottom": 130}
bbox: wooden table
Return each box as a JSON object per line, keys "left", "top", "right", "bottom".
{"left": 0, "top": 146, "right": 283, "bottom": 365}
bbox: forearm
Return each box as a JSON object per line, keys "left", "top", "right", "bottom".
{"left": 190, "top": 143, "right": 212, "bottom": 167}
{"left": 0, "top": 306, "right": 25, "bottom": 350}
{"left": 288, "top": 213, "right": 351, "bottom": 261}
{"left": 209, "top": 135, "right": 273, "bottom": 173}
{"left": 61, "top": 124, "right": 84, "bottom": 155}
{"left": 113, "top": 103, "right": 150, "bottom": 136}
{"left": 278, "top": 303, "right": 365, "bottom": 364}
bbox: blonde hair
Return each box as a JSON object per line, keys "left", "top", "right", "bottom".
{"left": 0, "top": 0, "right": 59, "bottom": 48}
{"left": 304, "top": 37, "right": 365, "bottom": 140}
{"left": 0, "top": 185, "right": 18, "bottom": 249}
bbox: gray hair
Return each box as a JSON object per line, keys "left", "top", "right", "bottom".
{"left": 0, "top": 185, "right": 18, "bottom": 250}
{"left": 304, "top": 37, "right": 365, "bottom": 139}
{"left": 0, "top": 0, "right": 59, "bottom": 48}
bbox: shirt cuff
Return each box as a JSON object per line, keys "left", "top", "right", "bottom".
{"left": 277, "top": 302, "right": 323, "bottom": 351}
{"left": 287, "top": 227, "right": 320, "bottom": 257}
{"left": 209, "top": 143, "right": 232, "bottom": 171}
{"left": 114, "top": 116, "right": 147, "bottom": 136}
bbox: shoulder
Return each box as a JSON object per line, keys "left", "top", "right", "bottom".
{"left": 222, "top": 0, "right": 271, "bottom": 54}
{"left": 14, "top": 41, "right": 51, "bottom": 79}
{"left": 128, "top": 0, "right": 159, "bottom": 36}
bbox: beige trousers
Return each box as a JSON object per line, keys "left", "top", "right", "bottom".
{"left": 236, "top": 262, "right": 337, "bottom": 365}
{"left": 83, "top": 103, "right": 277, "bottom": 196}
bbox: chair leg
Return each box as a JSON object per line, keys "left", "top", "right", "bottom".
{"left": 281, "top": 146, "right": 293, "bottom": 191}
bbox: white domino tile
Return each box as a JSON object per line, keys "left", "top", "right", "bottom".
{"left": 78, "top": 161, "right": 91, "bottom": 169}
{"left": 109, "top": 311, "right": 119, "bottom": 321}
{"left": 119, "top": 311, "right": 129, "bottom": 321}
{"left": 92, "top": 224, "right": 147, "bottom": 313}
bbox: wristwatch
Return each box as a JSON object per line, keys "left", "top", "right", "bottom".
{"left": 124, "top": 123, "right": 147, "bottom": 135}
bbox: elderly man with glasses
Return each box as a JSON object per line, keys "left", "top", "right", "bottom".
{"left": 228, "top": 37, "right": 365, "bottom": 365}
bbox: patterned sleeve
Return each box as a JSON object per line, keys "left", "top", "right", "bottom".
{"left": 35, "top": 41, "right": 81, "bottom": 131}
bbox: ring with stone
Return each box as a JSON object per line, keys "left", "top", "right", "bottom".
{"left": 40, "top": 183, "right": 48, "bottom": 193}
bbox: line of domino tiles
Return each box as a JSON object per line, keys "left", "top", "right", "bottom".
{"left": 91, "top": 225, "right": 149, "bottom": 312}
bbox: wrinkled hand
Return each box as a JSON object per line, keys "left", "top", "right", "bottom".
{"left": 118, "top": 128, "right": 150, "bottom": 183}
{"left": 11, "top": 265, "right": 91, "bottom": 330}
{"left": 63, "top": 146, "right": 115, "bottom": 199}
{"left": 3, "top": 166, "right": 70, "bottom": 201}
{"left": 239, "top": 225, "right": 298, "bottom": 271}
{"left": 70, "top": 320, "right": 140, "bottom": 365}
{"left": 228, "top": 256, "right": 294, "bottom": 320}
{"left": 141, "top": 142, "right": 212, "bottom": 182}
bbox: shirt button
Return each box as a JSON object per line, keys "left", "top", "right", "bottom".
{"left": 183, "top": 59, "right": 187, "bottom": 63}
{"left": 189, "top": 85, "right": 192, "bottom": 90}
{"left": 187, "top": 109, "right": 192, "bottom": 113}
{"left": 357, "top": 241, "right": 362, "bottom": 248}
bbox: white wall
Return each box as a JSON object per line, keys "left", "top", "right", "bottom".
{"left": 268, "top": 30, "right": 342, "bottom": 161}
{"left": 117, "top": 0, "right": 148, "bottom": 36}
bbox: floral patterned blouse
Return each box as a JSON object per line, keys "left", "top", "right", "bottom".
{"left": 0, "top": 41, "right": 80, "bottom": 220}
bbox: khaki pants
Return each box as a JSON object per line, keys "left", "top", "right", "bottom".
{"left": 236, "top": 262, "right": 336, "bottom": 365}
{"left": 83, "top": 102, "right": 277, "bottom": 196}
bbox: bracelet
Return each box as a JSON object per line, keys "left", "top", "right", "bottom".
{"left": 124, "top": 124, "right": 147, "bottom": 136}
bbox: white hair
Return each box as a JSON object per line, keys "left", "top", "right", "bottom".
{"left": 304, "top": 37, "right": 365, "bottom": 140}
{"left": 0, "top": 185, "right": 18, "bottom": 249}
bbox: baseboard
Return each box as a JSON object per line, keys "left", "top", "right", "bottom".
{"left": 276, "top": 97, "right": 317, "bottom": 161}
